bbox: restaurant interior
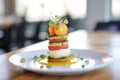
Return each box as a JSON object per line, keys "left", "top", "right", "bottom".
{"left": 0, "top": 0, "right": 120, "bottom": 80}
{"left": 0, "top": 0, "right": 119, "bottom": 54}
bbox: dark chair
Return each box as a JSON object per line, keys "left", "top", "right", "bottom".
{"left": 13, "top": 18, "right": 49, "bottom": 48}
{"left": 0, "top": 27, "right": 12, "bottom": 53}
{"left": 12, "top": 20, "right": 26, "bottom": 48}
{"left": 95, "top": 21, "right": 120, "bottom": 31}
{"left": 64, "top": 15, "right": 75, "bottom": 33}
{"left": 37, "top": 21, "right": 49, "bottom": 41}
{"left": 13, "top": 20, "right": 39, "bottom": 47}
{"left": 24, "top": 22, "right": 40, "bottom": 45}
{"left": 64, "top": 15, "right": 84, "bottom": 33}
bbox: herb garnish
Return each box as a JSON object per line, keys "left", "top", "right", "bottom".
{"left": 46, "top": 65, "right": 52, "bottom": 68}
{"left": 34, "top": 56, "right": 38, "bottom": 61}
{"left": 40, "top": 54, "right": 45, "bottom": 59}
{"left": 81, "top": 65, "right": 85, "bottom": 68}
{"left": 69, "top": 54, "right": 74, "bottom": 59}
{"left": 85, "top": 60, "right": 89, "bottom": 65}
{"left": 49, "top": 13, "right": 69, "bottom": 27}
{"left": 20, "top": 58, "right": 25, "bottom": 63}
{"left": 80, "top": 57, "right": 84, "bottom": 60}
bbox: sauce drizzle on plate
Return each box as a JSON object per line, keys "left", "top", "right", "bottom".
{"left": 39, "top": 58, "right": 77, "bottom": 66}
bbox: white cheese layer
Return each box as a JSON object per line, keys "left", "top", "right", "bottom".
{"left": 48, "top": 49, "right": 70, "bottom": 58}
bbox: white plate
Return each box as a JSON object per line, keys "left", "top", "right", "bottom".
{"left": 9, "top": 49, "right": 113, "bottom": 75}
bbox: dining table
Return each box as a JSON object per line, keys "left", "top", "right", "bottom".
{"left": 0, "top": 30, "right": 120, "bottom": 80}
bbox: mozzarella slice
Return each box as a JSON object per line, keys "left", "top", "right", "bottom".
{"left": 48, "top": 49, "right": 70, "bottom": 58}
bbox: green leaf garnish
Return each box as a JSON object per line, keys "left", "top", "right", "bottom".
{"left": 69, "top": 54, "right": 74, "bottom": 59}
{"left": 56, "top": 21, "right": 60, "bottom": 26}
{"left": 59, "top": 56, "right": 66, "bottom": 59}
{"left": 46, "top": 65, "right": 52, "bottom": 68}
{"left": 80, "top": 57, "right": 84, "bottom": 60}
{"left": 85, "top": 60, "right": 89, "bottom": 64}
{"left": 20, "top": 58, "right": 25, "bottom": 63}
{"left": 40, "top": 54, "right": 45, "bottom": 59}
{"left": 34, "top": 56, "right": 38, "bottom": 61}
{"left": 55, "top": 15, "right": 61, "bottom": 20}
{"left": 81, "top": 65, "right": 85, "bottom": 68}
{"left": 64, "top": 19, "right": 69, "bottom": 24}
{"left": 49, "top": 20, "right": 55, "bottom": 26}
{"left": 49, "top": 13, "right": 69, "bottom": 26}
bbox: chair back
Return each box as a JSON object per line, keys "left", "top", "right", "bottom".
{"left": 95, "top": 21, "right": 120, "bottom": 31}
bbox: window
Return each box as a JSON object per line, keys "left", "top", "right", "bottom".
{"left": 0, "top": 0, "right": 4, "bottom": 15}
{"left": 112, "top": 0, "right": 120, "bottom": 18}
{"left": 16, "top": 0, "right": 87, "bottom": 21}
{"left": 66, "top": 0, "right": 87, "bottom": 19}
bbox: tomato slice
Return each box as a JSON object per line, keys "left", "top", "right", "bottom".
{"left": 48, "top": 46, "right": 61, "bottom": 50}
{"left": 48, "top": 44, "right": 69, "bottom": 50}
{"left": 61, "top": 44, "right": 69, "bottom": 49}
{"left": 49, "top": 26, "right": 55, "bottom": 35}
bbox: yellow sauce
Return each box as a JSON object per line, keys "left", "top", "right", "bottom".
{"left": 39, "top": 58, "right": 77, "bottom": 66}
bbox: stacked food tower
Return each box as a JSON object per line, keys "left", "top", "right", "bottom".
{"left": 48, "top": 15, "right": 71, "bottom": 62}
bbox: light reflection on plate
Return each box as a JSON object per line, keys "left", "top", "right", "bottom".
{"left": 9, "top": 49, "right": 113, "bottom": 75}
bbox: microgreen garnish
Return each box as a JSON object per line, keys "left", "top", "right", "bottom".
{"left": 49, "top": 13, "right": 69, "bottom": 27}
{"left": 40, "top": 65, "right": 44, "bottom": 69}
{"left": 59, "top": 56, "right": 66, "bottom": 59}
{"left": 63, "top": 18, "right": 68, "bottom": 24}
{"left": 81, "top": 65, "right": 85, "bottom": 68}
{"left": 80, "top": 57, "right": 84, "bottom": 60}
{"left": 46, "top": 65, "right": 52, "bottom": 68}
{"left": 49, "top": 20, "right": 54, "bottom": 26}
{"left": 40, "top": 54, "right": 45, "bottom": 59}
{"left": 85, "top": 60, "right": 89, "bottom": 64}
{"left": 34, "top": 56, "right": 38, "bottom": 61}
{"left": 55, "top": 15, "right": 61, "bottom": 19}
{"left": 20, "top": 58, "right": 25, "bottom": 63}
{"left": 69, "top": 54, "right": 74, "bottom": 59}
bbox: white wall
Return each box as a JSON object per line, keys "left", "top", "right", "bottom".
{"left": 85, "top": 0, "right": 111, "bottom": 31}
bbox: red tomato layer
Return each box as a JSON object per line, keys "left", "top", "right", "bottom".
{"left": 48, "top": 44, "right": 68, "bottom": 50}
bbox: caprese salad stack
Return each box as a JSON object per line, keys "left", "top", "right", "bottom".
{"left": 48, "top": 15, "right": 71, "bottom": 62}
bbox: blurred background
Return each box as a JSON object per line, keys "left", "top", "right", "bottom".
{"left": 0, "top": 0, "right": 120, "bottom": 54}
